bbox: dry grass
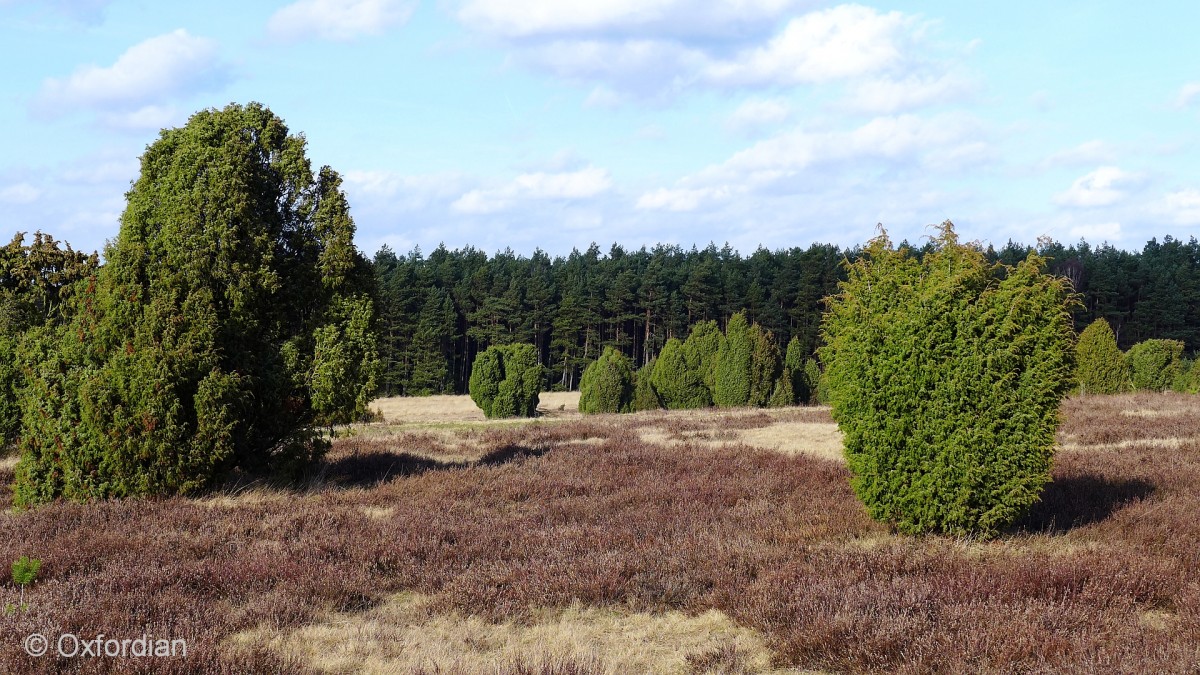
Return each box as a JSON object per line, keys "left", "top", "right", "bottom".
{"left": 1, "top": 394, "right": 1199, "bottom": 673}
{"left": 229, "top": 591, "right": 793, "bottom": 674}
{"left": 370, "top": 391, "right": 581, "bottom": 425}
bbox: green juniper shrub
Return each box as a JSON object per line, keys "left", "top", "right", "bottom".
{"left": 651, "top": 338, "right": 710, "bottom": 409}
{"left": 1173, "top": 358, "right": 1200, "bottom": 394}
{"left": 802, "top": 358, "right": 825, "bottom": 405}
{"left": 714, "top": 312, "right": 753, "bottom": 408}
{"left": 820, "top": 222, "right": 1076, "bottom": 537}
{"left": 10, "top": 556, "right": 40, "bottom": 607}
{"left": 768, "top": 368, "right": 796, "bottom": 408}
{"left": 783, "top": 337, "right": 806, "bottom": 405}
{"left": 683, "top": 320, "right": 723, "bottom": 398}
{"left": 748, "top": 324, "right": 782, "bottom": 408}
{"left": 1074, "top": 318, "right": 1130, "bottom": 395}
{"left": 631, "top": 359, "right": 663, "bottom": 411}
{"left": 578, "top": 347, "right": 635, "bottom": 414}
{"left": 1127, "top": 339, "right": 1185, "bottom": 392}
{"left": 13, "top": 104, "right": 380, "bottom": 506}
{"left": 469, "top": 343, "right": 541, "bottom": 418}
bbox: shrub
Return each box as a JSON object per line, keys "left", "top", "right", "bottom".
{"left": 820, "top": 223, "right": 1075, "bottom": 536}
{"left": 651, "top": 338, "right": 710, "bottom": 409}
{"left": 1173, "top": 358, "right": 1200, "bottom": 394}
{"left": 630, "top": 360, "right": 662, "bottom": 411}
{"left": 803, "top": 358, "right": 829, "bottom": 405}
{"left": 1127, "top": 339, "right": 1185, "bottom": 392}
{"left": 469, "top": 343, "right": 541, "bottom": 418}
{"left": 768, "top": 369, "right": 795, "bottom": 408}
{"left": 579, "top": 347, "right": 634, "bottom": 414}
{"left": 1074, "top": 318, "right": 1130, "bottom": 394}
{"left": 684, "top": 320, "right": 723, "bottom": 397}
{"left": 748, "top": 324, "right": 782, "bottom": 407}
{"left": 714, "top": 312, "right": 752, "bottom": 407}
{"left": 14, "top": 104, "right": 379, "bottom": 506}
{"left": 783, "top": 337, "right": 806, "bottom": 405}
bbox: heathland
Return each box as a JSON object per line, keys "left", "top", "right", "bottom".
{"left": 1, "top": 391, "right": 1198, "bottom": 673}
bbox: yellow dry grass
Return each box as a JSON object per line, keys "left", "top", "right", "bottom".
{"left": 0, "top": 455, "right": 18, "bottom": 472}
{"left": 1058, "top": 437, "right": 1190, "bottom": 453}
{"left": 228, "top": 592, "right": 808, "bottom": 674}
{"left": 370, "top": 392, "right": 580, "bottom": 425}
{"left": 737, "top": 422, "right": 845, "bottom": 463}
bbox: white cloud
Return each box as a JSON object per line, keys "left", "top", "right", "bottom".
{"left": 520, "top": 39, "right": 707, "bottom": 97}
{"left": 1173, "top": 82, "right": 1200, "bottom": 109}
{"left": 639, "top": 112, "right": 988, "bottom": 212}
{"left": 98, "top": 104, "right": 182, "bottom": 131}
{"left": 451, "top": 167, "right": 613, "bottom": 214}
{"left": 0, "top": 0, "right": 112, "bottom": 22}
{"left": 843, "top": 71, "right": 974, "bottom": 113}
{"left": 583, "top": 85, "right": 627, "bottom": 109}
{"left": 1039, "top": 140, "right": 1116, "bottom": 169}
{"left": 726, "top": 97, "right": 792, "bottom": 133}
{"left": 1155, "top": 189, "right": 1200, "bottom": 226}
{"left": 636, "top": 186, "right": 734, "bottom": 212}
{"left": 1055, "top": 166, "right": 1139, "bottom": 208}
{"left": 457, "top": 0, "right": 807, "bottom": 39}
{"left": 703, "top": 5, "right": 917, "bottom": 86}
{"left": 34, "top": 30, "right": 228, "bottom": 117}
{"left": 267, "top": 0, "right": 415, "bottom": 42}
{"left": 0, "top": 183, "right": 41, "bottom": 204}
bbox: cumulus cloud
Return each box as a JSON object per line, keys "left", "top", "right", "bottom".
{"left": 33, "top": 30, "right": 229, "bottom": 120}
{"left": 725, "top": 97, "right": 792, "bottom": 133}
{"left": 639, "top": 112, "right": 988, "bottom": 212}
{"left": 1038, "top": 140, "right": 1116, "bottom": 169}
{"left": 267, "top": 0, "right": 416, "bottom": 42}
{"left": 1055, "top": 166, "right": 1140, "bottom": 208}
{"left": 843, "top": 71, "right": 975, "bottom": 113}
{"left": 704, "top": 5, "right": 917, "bottom": 86}
{"left": 1155, "top": 189, "right": 1200, "bottom": 226}
{"left": 457, "top": 0, "right": 809, "bottom": 40}
{"left": 455, "top": 2, "right": 941, "bottom": 102}
{"left": 451, "top": 167, "right": 613, "bottom": 214}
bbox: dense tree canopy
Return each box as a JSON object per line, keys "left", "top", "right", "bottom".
{"left": 13, "top": 103, "right": 379, "bottom": 505}
{"left": 371, "top": 235, "right": 1200, "bottom": 397}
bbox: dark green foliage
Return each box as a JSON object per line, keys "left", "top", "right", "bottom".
{"left": 1127, "top": 339, "right": 1185, "bottom": 392}
{"left": 769, "top": 369, "right": 795, "bottom": 408}
{"left": 1174, "top": 358, "right": 1200, "bottom": 393}
{"left": 820, "top": 223, "right": 1076, "bottom": 536}
{"left": 579, "top": 347, "right": 634, "bottom": 414}
{"left": 0, "top": 233, "right": 98, "bottom": 448}
{"left": 469, "top": 343, "right": 541, "bottom": 418}
{"left": 802, "top": 358, "right": 826, "bottom": 405}
{"left": 714, "top": 312, "right": 752, "bottom": 407}
{"left": 783, "top": 337, "right": 806, "bottom": 405}
{"left": 13, "top": 103, "right": 379, "bottom": 506}
{"left": 748, "top": 324, "right": 782, "bottom": 407}
{"left": 651, "top": 338, "right": 710, "bottom": 409}
{"left": 1074, "top": 318, "right": 1130, "bottom": 395}
{"left": 631, "top": 360, "right": 662, "bottom": 411}
{"left": 684, "top": 320, "right": 723, "bottom": 396}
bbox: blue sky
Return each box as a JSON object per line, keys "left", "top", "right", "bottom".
{"left": 2, "top": 0, "right": 1198, "bottom": 258}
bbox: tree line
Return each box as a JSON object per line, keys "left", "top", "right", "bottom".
{"left": 372, "top": 234, "right": 1200, "bottom": 396}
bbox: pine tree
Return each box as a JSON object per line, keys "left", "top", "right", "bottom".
{"left": 820, "top": 222, "right": 1075, "bottom": 536}
{"left": 714, "top": 312, "right": 752, "bottom": 407}
{"left": 14, "top": 103, "right": 379, "bottom": 505}
{"left": 1075, "top": 318, "right": 1130, "bottom": 394}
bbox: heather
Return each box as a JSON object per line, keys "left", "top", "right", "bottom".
{"left": 0, "top": 392, "right": 1197, "bottom": 672}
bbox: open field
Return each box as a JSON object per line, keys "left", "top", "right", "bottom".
{"left": 1, "top": 393, "right": 1199, "bottom": 672}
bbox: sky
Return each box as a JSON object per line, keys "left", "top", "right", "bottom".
{"left": 2, "top": 0, "right": 1199, "bottom": 259}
